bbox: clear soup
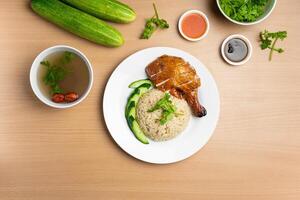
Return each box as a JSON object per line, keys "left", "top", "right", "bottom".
{"left": 37, "top": 51, "right": 89, "bottom": 101}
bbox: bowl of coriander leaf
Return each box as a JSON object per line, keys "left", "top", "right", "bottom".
{"left": 216, "top": 0, "right": 277, "bottom": 26}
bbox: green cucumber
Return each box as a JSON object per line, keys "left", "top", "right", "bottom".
{"left": 61, "top": 0, "right": 136, "bottom": 24}
{"left": 129, "top": 79, "right": 153, "bottom": 88}
{"left": 131, "top": 120, "right": 149, "bottom": 144}
{"left": 31, "top": 0, "right": 124, "bottom": 47}
{"left": 125, "top": 84, "right": 152, "bottom": 116}
{"left": 127, "top": 105, "right": 136, "bottom": 119}
{"left": 125, "top": 83, "right": 152, "bottom": 144}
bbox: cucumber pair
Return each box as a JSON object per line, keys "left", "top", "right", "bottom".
{"left": 31, "top": 0, "right": 136, "bottom": 47}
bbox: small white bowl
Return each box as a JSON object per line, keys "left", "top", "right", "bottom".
{"left": 30, "top": 45, "right": 93, "bottom": 109}
{"left": 178, "top": 10, "right": 210, "bottom": 41}
{"left": 216, "top": 0, "right": 277, "bottom": 26}
{"left": 221, "top": 34, "right": 253, "bottom": 66}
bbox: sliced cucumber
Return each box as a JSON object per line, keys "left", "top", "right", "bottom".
{"left": 127, "top": 106, "right": 136, "bottom": 119}
{"left": 129, "top": 79, "right": 153, "bottom": 88}
{"left": 131, "top": 120, "right": 149, "bottom": 144}
{"left": 125, "top": 82, "right": 152, "bottom": 144}
{"left": 125, "top": 85, "right": 152, "bottom": 116}
{"left": 125, "top": 100, "right": 135, "bottom": 117}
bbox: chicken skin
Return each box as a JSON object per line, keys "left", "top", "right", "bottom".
{"left": 146, "top": 55, "right": 207, "bottom": 117}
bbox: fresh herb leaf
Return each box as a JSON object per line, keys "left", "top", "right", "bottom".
{"left": 41, "top": 51, "right": 74, "bottom": 94}
{"left": 140, "top": 3, "right": 169, "bottom": 39}
{"left": 160, "top": 110, "right": 174, "bottom": 125}
{"left": 148, "top": 93, "right": 179, "bottom": 125}
{"left": 259, "top": 30, "right": 287, "bottom": 61}
{"left": 59, "top": 51, "right": 75, "bottom": 66}
{"left": 219, "top": 0, "right": 268, "bottom": 22}
{"left": 41, "top": 61, "right": 68, "bottom": 94}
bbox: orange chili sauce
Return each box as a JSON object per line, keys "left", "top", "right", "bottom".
{"left": 181, "top": 13, "right": 207, "bottom": 39}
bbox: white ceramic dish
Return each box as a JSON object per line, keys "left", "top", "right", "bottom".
{"left": 30, "top": 45, "right": 93, "bottom": 109}
{"left": 178, "top": 10, "right": 210, "bottom": 41}
{"left": 221, "top": 34, "right": 252, "bottom": 66}
{"left": 103, "top": 47, "right": 220, "bottom": 164}
{"left": 216, "top": 0, "right": 277, "bottom": 26}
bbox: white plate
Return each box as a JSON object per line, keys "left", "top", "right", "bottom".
{"left": 103, "top": 47, "right": 220, "bottom": 164}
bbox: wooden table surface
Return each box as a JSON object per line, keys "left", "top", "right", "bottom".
{"left": 1, "top": 0, "right": 300, "bottom": 199}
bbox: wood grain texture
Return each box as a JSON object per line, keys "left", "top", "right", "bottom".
{"left": 0, "top": 0, "right": 300, "bottom": 199}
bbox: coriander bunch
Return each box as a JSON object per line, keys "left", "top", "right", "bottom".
{"left": 140, "top": 3, "right": 169, "bottom": 39}
{"left": 220, "top": 0, "right": 268, "bottom": 22}
{"left": 260, "top": 30, "right": 287, "bottom": 61}
{"left": 41, "top": 52, "right": 74, "bottom": 94}
{"left": 148, "top": 93, "right": 182, "bottom": 125}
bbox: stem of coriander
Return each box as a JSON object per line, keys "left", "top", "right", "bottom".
{"left": 269, "top": 37, "right": 278, "bottom": 61}
{"left": 153, "top": 3, "right": 159, "bottom": 19}
{"left": 268, "top": 46, "right": 282, "bottom": 53}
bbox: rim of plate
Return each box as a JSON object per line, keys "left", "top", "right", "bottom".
{"left": 103, "top": 47, "right": 220, "bottom": 164}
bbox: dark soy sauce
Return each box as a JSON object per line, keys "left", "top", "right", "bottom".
{"left": 224, "top": 38, "right": 248, "bottom": 62}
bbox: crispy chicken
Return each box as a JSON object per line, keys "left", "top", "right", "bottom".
{"left": 146, "top": 55, "right": 207, "bottom": 117}
{"left": 146, "top": 55, "right": 206, "bottom": 117}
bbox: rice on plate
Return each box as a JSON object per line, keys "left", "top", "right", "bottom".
{"left": 136, "top": 89, "right": 191, "bottom": 141}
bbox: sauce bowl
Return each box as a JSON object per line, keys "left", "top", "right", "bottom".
{"left": 221, "top": 34, "right": 253, "bottom": 66}
{"left": 178, "top": 10, "right": 210, "bottom": 41}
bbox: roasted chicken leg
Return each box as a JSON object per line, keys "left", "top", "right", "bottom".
{"left": 146, "top": 55, "right": 207, "bottom": 117}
